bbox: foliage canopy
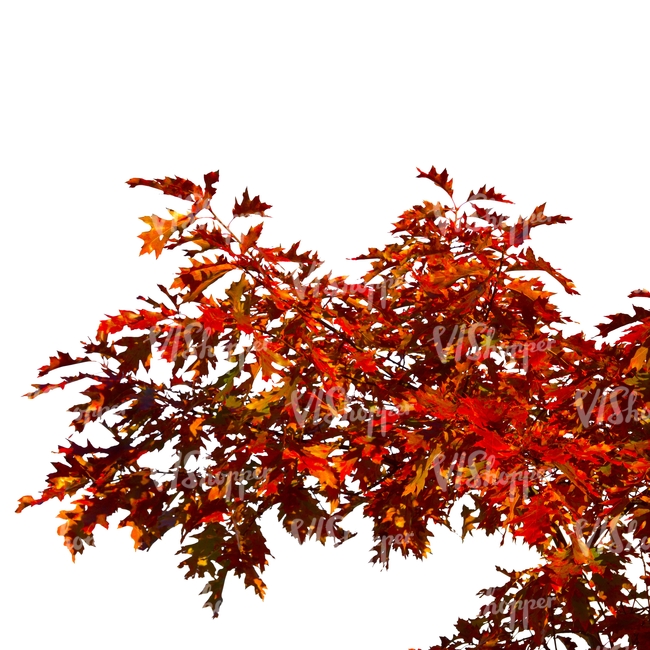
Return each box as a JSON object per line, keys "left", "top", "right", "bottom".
{"left": 19, "top": 166, "right": 650, "bottom": 649}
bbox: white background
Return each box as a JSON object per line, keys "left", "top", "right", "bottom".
{"left": 2, "top": 2, "right": 649, "bottom": 649}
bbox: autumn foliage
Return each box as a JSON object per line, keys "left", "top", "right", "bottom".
{"left": 17, "top": 166, "right": 650, "bottom": 649}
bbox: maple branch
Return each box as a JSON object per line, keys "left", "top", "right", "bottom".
{"left": 207, "top": 206, "right": 241, "bottom": 247}
{"left": 642, "top": 553, "right": 650, "bottom": 623}
{"left": 306, "top": 311, "right": 421, "bottom": 392}
{"left": 482, "top": 240, "right": 507, "bottom": 323}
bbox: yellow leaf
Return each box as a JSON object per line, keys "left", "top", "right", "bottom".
{"left": 312, "top": 467, "right": 338, "bottom": 489}
{"left": 127, "top": 522, "right": 144, "bottom": 549}
{"left": 403, "top": 448, "right": 438, "bottom": 496}
{"left": 137, "top": 209, "right": 193, "bottom": 258}
{"left": 190, "top": 417, "right": 205, "bottom": 438}
{"left": 571, "top": 533, "right": 591, "bottom": 564}
{"left": 303, "top": 444, "right": 334, "bottom": 459}
{"left": 246, "top": 378, "right": 297, "bottom": 413}
{"left": 628, "top": 346, "right": 648, "bottom": 372}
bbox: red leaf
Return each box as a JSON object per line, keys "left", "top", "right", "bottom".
{"left": 24, "top": 380, "right": 68, "bottom": 398}
{"left": 203, "top": 171, "right": 220, "bottom": 198}
{"left": 97, "top": 309, "right": 162, "bottom": 341}
{"left": 466, "top": 185, "right": 513, "bottom": 204}
{"left": 233, "top": 188, "right": 272, "bottom": 218}
{"left": 416, "top": 165, "right": 454, "bottom": 196}
{"left": 37, "top": 351, "right": 86, "bottom": 378}
{"left": 240, "top": 222, "right": 264, "bottom": 254}
{"left": 127, "top": 176, "right": 202, "bottom": 202}
{"left": 596, "top": 305, "right": 650, "bottom": 336}
{"left": 353, "top": 350, "right": 378, "bottom": 373}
